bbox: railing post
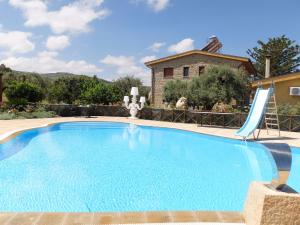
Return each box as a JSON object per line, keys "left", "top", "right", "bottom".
{"left": 150, "top": 108, "right": 153, "bottom": 121}
{"left": 172, "top": 109, "right": 174, "bottom": 122}
{"left": 201, "top": 113, "right": 203, "bottom": 126}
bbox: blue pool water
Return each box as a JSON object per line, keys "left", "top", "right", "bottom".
{"left": 288, "top": 147, "right": 300, "bottom": 192}
{"left": 0, "top": 122, "right": 278, "bottom": 212}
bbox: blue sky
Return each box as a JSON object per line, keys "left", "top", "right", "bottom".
{"left": 0, "top": 0, "right": 299, "bottom": 84}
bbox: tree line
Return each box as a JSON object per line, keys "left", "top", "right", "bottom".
{"left": 1, "top": 69, "right": 150, "bottom": 108}
{"left": 248, "top": 35, "right": 300, "bottom": 77}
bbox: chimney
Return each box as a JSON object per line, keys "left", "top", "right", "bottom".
{"left": 265, "top": 55, "right": 271, "bottom": 78}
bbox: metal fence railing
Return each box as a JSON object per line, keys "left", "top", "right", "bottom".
{"left": 46, "top": 105, "right": 300, "bottom": 132}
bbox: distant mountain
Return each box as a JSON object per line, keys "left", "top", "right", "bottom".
{"left": 12, "top": 70, "right": 109, "bottom": 82}
{"left": 40, "top": 72, "right": 89, "bottom": 80}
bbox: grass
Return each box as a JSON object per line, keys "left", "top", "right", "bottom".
{"left": 0, "top": 107, "right": 57, "bottom": 120}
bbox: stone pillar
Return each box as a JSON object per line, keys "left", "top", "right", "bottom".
{"left": 265, "top": 56, "right": 271, "bottom": 78}
{"left": 244, "top": 182, "right": 300, "bottom": 225}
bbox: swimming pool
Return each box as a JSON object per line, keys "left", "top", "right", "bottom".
{"left": 0, "top": 122, "right": 278, "bottom": 212}
{"left": 287, "top": 147, "right": 300, "bottom": 192}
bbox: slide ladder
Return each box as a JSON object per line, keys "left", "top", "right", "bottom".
{"left": 261, "top": 91, "right": 280, "bottom": 137}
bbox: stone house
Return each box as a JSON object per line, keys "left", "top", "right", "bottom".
{"left": 145, "top": 50, "right": 256, "bottom": 107}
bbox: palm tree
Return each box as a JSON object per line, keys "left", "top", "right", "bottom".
{"left": 0, "top": 64, "right": 12, "bottom": 104}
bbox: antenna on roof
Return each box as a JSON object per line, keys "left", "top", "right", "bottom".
{"left": 201, "top": 35, "right": 222, "bottom": 53}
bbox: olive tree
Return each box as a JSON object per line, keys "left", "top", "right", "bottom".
{"left": 188, "top": 65, "right": 248, "bottom": 110}
{"left": 113, "top": 76, "right": 150, "bottom": 101}
{"left": 163, "top": 79, "right": 188, "bottom": 105}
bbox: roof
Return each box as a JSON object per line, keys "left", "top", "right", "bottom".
{"left": 144, "top": 49, "right": 256, "bottom": 74}
{"left": 252, "top": 72, "right": 300, "bottom": 87}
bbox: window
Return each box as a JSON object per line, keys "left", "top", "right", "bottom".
{"left": 164, "top": 68, "right": 174, "bottom": 78}
{"left": 199, "top": 66, "right": 205, "bottom": 75}
{"left": 183, "top": 67, "right": 189, "bottom": 78}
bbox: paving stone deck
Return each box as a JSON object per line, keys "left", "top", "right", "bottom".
{"left": 0, "top": 212, "right": 245, "bottom": 225}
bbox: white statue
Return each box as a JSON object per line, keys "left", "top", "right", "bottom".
{"left": 124, "top": 87, "right": 146, "bottom": 119}
{"left": 176, "top": 97, "right": 187, "bottom": 109}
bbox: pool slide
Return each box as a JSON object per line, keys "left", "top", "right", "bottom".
{"left": 235, "top": 86, "right": 273, "bottom": 139}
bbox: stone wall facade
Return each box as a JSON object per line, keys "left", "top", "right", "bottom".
{"left": 149, "top": 54, "right": 250, "bottom": 107}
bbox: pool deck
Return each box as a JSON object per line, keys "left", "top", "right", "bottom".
{"left": 0, "top": 116, "right": 299, "bottom": 225}
{"left": 0, "top": 212, "right": 245, "bottom": 225}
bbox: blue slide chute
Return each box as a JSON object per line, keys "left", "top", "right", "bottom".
{"left": 235, "top": 86, "right": 273, "bottom": 139}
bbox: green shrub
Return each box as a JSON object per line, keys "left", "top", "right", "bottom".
{"left": 0, "top": 105, "right": 57, "bottom": 120}
{"left": 0, "top": 112, "right": 19, "bottom": 120}
{"left": 4, "top": 81, "right": 44, "bottom": 106}
{"left": 278, "top": 103, "right": 300, "bottom": 115}
{"left": 80, "top": 82, "right": 120, "bottom": 105}
{"left": 30, "top": 110, "right": 56, "bottom": 118}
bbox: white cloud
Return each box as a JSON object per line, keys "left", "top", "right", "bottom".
{"left": 1, "top": 51, "right": 102, "bottom": 75}
{"left": 147, "top": 0, "right": 170, "bottom": 11}
{"left": 148, "top": 42, "right": 165, "bottom": 52}
{"left": 101, "top": 55, "right": 150, "bottom": 84}
{"left": 0, "top": 31, "right": 35, "bottom": 54}
{"left": 46, "top": 35, "right": 70, "bottom": 51}
{"left": 132, "top": 0, "right": 170, "bottom": 12}
{"left": 168, "top": 38, "right": 194, "bottom": 54}
{"left": 9, "top": 0, "right": 110, "bottom": 34}
{"left": 102, "top": 55, "right": 135, "bottom": 68}
{"left": 140, "top": 55, "right": 156, "bottom": 63}
{"left": 101, "top": 55, "right": 144, "bottom": 75}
